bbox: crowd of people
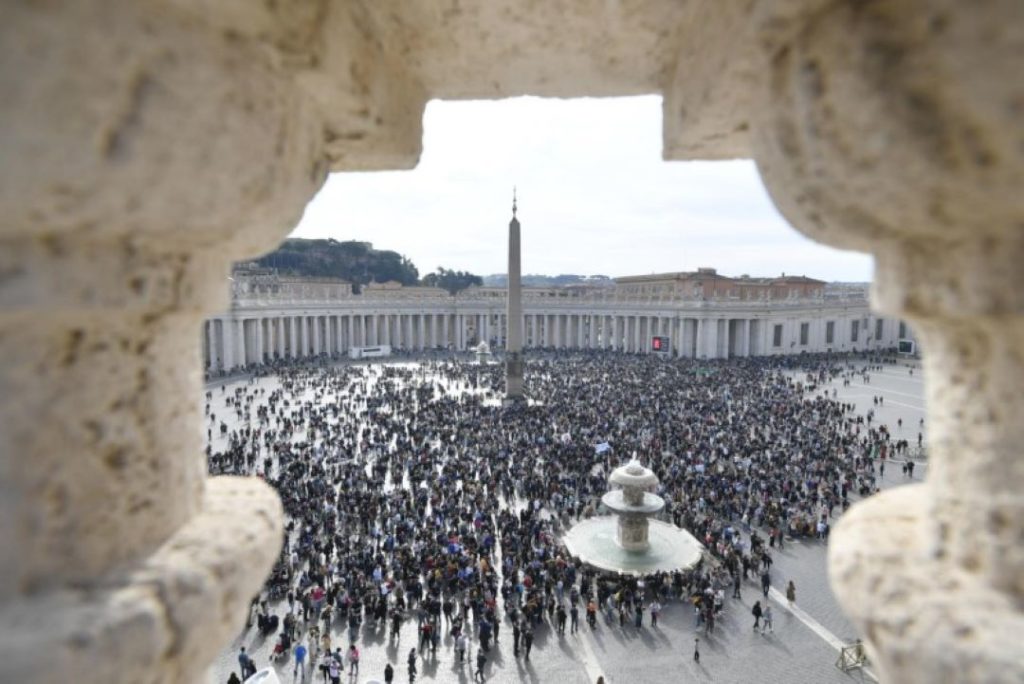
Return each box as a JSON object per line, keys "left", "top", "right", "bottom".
{"left": 205, "top": 348, "right": 914, "bottom": 682}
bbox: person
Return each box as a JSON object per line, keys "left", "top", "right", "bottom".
{"left": 761, "top": 569, "right": 771, "bottom": 599}
{"left": 317, "top": 651, "right": 332, "bottom": 683}
{"left": 227, "top": 673, "right": 242, "bottom": 684}
{"left": 649, "top": 600, "right": 661, "bottom": 627}
{"left": 294, "top": 640, "right": 308, "bottom": 682}
{"left": 328, "top": 656, "right": 342, "bottom": 684}
{"left": 347, "top": 644, "right": 360, "bottom": 676}
{"left": 407, "top": 648, "right": 417, "bottom": 683}
{"left": 456, "top": 632, "right": 468, "bottom": 663}
{"left": 383, "top": 662, "right": 394, "bottom": 684}
{"left": 762, "top": 604, "right": 774, "bottom": 633}
{"left": 786, "top": 580, "right": 796, "bottom": 606}
{"left": 570, "top": 603, "right": 579, "bottom": 633}
{"left": 752, "top": 600, "right": 763, "bottom": 630}
{"left": 475, "top": 649, "right": 487, "bottom": 681}
{"left": 237, "top": 647, "right": 255, "bottom": 681}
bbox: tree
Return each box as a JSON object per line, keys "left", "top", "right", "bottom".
{"left": 421, "top": 267, "right": 482, "bottom": 295}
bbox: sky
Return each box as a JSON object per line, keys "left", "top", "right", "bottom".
{"left": 290, "top": 96, "right": 873, "bottom": 282}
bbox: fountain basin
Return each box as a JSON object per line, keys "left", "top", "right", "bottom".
{"left": 601, "top": 489, "right": 664, "bottom": 515}
{"left": 562, "top": 516, "right": 704, "bottom": 576}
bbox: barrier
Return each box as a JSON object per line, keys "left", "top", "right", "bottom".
{"left": 836, "top": 639, "right": 869, "bottom": 672}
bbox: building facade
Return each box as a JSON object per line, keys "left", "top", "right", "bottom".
{"left": 203, "top": 268, "right": 897, "bottom": 371}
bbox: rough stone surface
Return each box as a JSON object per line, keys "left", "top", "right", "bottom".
{"left": 2, "top": 0, "right": 1021, "bottom": 682}
{"left": 747, "top": 1, "right": 1024, "bottom": 681}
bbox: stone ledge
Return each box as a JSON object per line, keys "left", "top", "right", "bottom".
{"left": 0, "top": 476, "right": 283, "bottom": 684}
{"left": 829, "top": 484, "right": 1024, "bottom": 684}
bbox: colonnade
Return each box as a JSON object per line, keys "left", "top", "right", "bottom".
{"left": 204, "top": 307, "right": 894, "bottom": 371}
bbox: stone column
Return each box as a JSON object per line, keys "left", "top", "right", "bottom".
{"left": 748, "top": 3, "right": 1024, "bottom": 680}
{"left": 254, "top": 318, "right": 265, "bottom": 362}
{"left": 236, "top": 319, "right": 247, "bottom": 366}
{"left": 266, "top": 318, "right": 275, "bottom": 359}
{"left": 288, "top": 315, "right": 296, "bottom": 358}
{"left": 221, "top": 318, "right": 235, "bottom": 370}
{"left": 206, "top": 321, "right": 218, "bottom": 369}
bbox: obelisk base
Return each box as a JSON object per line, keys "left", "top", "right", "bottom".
{"left": 504, "top": 353, "right": 524, "bottom": 404}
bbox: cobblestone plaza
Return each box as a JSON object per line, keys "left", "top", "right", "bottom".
{"left": 205, "top": 356, "right": 926, "bottom": 684}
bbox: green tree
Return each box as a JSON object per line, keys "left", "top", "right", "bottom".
{"left": 422, "top": 267, "right": 482, "bottom": 295}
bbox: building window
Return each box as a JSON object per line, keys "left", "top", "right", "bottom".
{"left": 851, "top": 320, "right": 859, "bottom": 343}
{"left": 875, "top": 318, "right": 884, "bottom": 340}
{"left": 826, "top": 321, "right": 835, "bottom": 344}
{"left": 773, "top": 324, "right": 783, "bottom": 347}
{"left": 800, "top": 322, "right": 809, "bottom": 345}
{"left": 899, "top": 321, "right": 907, "bottom": 338}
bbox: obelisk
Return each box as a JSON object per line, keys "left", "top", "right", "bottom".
{"left": 505, "top": 189, "right": 524, "bottom": 401}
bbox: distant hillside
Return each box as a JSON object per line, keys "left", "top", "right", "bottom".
{"left": 248, "top": 238, "right": 419, "bottom": 290}
{"left": 483, "top": 273, "right": 614, "bottom": 288}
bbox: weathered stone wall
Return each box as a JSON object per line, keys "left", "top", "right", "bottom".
{"left": 1, "top": 1, "right": 1020, "bottom": 682}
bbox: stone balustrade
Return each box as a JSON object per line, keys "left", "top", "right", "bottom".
{"left": 1, "top": 1, "right": 1020, "bottom": 682}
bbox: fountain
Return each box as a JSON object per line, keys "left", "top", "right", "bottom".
{"left": 474, "top": 340, "right": 492, "bottom": 364}
{"left": 562, "top": 459, "right": 704, "bottom": 575}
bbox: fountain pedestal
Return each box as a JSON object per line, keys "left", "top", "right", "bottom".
{"left": 618, "top": 515, "right": 650, "bottom": 552}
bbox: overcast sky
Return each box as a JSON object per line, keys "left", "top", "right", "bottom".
{"left": 291, "top": 96, "right": 873, "bottom": 282}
